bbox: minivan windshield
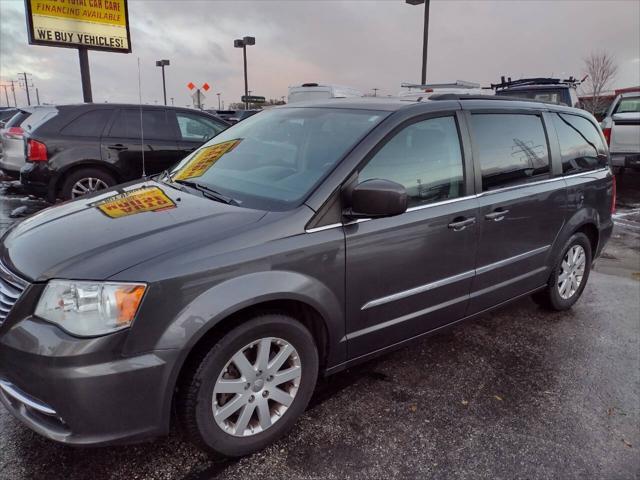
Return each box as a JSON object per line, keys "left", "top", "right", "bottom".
{"left": 168, "top": 107, "right": 385, "bottom": 210}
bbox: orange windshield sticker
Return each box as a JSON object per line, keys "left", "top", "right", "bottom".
{"left": 91, "top": 186, "right": 176, "bottom": 219}
{"left": 173, "top": 139, "right": 241, "bottom": 181}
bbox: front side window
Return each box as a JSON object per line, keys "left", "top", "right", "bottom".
{"left": 108, "top": 109, "right": 173, "bottom": 140}
{"left": 176, "top": 112, "right": 225, "bottom": 141}
{"left": 359, "top": 116, "right": 464, "bottom": 207}
{"left": 551, "top": 113, "right": 607, "bottom": 174}
{"left": 471, "top": 114, "right": 550, "bottom": 191}
{"left": 169, "top": 108, "right": 385, "bottom": 210}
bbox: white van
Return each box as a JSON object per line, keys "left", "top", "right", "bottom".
{"left": 287, "top": 83, "right": 363, "bottom": 104}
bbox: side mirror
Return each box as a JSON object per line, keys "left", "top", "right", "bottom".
{"left": 347, "top": 179, "right": 408, "bottom": 218}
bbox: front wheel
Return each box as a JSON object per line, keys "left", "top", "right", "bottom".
{"left": 532, "top": 232, "right": 592, "bottom": 311}
{"left": 177, "top": 314, "right": 319, "bottom": 457}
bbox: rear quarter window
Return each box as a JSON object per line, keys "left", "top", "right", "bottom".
{"left": 551, "top": 113, "right": 607, "bottom": 174}
{"left": 60, "top": 109, "right": 112, "bottom": 137}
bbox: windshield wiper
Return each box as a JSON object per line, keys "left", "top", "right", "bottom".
{"left": 174, "top": 179, "right": 238, "bottom": 205}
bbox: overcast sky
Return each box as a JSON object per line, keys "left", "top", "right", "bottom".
{"left": 1, "top": 0, "right": 639, "bottom": 108}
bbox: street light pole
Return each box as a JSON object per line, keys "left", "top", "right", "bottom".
{"left": 406, "top": 0, "right": 430, "bottom": 84}
{"left": 156, "top": 60, "right": 170, "bottom": 105}
{"left": 217, "top": 92, "right": 221, "bottom": 110}
{"left": 234, "top": 36, "right": 255, "bottom": 110}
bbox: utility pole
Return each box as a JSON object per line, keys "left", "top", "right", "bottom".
{"left": 421, "top": 0, "right": 430, "bottom": 84}
{"left": 406, "top": 0, "right": 430, "bottom": 84}
{"left": 234, "top": 36, "right": 255, "bottom": 110}
{"left": 217, "top": 92, "right": 221, "bottom": 109}
{"left": 78, "top": 48, "right": 93, "bottom": 102}
{"left": 19, "top": 72, "right": 31, "bottom": 105}
{"left": 10, "top": 80, "right": 17, "bottom": 106}
{"left": 155, "top": 60, "right": 170, "bottom": 105}
{"left": 36, "top": 87, "right": 40, "bottom": 105}
{"left": 2, "top": 85, "right": 9, "bottom": 107}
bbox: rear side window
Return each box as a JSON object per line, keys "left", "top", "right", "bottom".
{"left": 4, "top": 111, "right": 30, "bottom": 128}
{"left": 108, "top": 109, "right": 173, "bottom": 140}
{"left": 470, "top": 114, "right": 550, "bottom": 191}
{"left": 61, "top": 109, "right": 112, "bottom": 137}
{"left": 359, "top": 116, "right": 464, "bottom": 207}
{"left": 551, "top": 113, "right": 607, "bottom": 174}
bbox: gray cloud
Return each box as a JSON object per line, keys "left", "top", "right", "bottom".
{"left": 1, "top": 0, "right": 638, "bottom": 108}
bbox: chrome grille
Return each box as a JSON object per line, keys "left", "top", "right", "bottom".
{"left": 0, "top": 261, "right": 28, "bottom": 324}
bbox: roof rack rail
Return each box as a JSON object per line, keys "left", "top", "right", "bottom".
{"left": 491, "top": 75, "right": 585, "bottom": 90}
{"left": 429, "top": 93, "right": 549, "bottom": 103}
{"left": 401, "top": 80, "right": 480, "bottom": 90}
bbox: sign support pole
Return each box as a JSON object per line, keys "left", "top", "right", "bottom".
{"left": 78, "top": 47, "right": 93, "bottom": 103}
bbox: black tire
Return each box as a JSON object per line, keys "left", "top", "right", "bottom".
{"left": 60, "top": 167, "right": 116, "bottom": 200}
{"left": 532, "top": 232, "right": 592, "bottom": 311}
{"left": 177, "top": 314, "right": 319, "bottom": 457}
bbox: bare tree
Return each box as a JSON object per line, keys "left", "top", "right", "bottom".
{"left": 581, "top": 51, "right": 618, "bottom": 115}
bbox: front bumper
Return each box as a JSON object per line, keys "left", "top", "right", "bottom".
{"left": 0, "top": 317, "right": 180, "bottom": 446}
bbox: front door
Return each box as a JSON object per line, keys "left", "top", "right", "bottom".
{"left": 102, "top": 108, "right": 182, "bottom": 180}
{"left": 465, "top": 111, "right": 566, "bottom": 314}
{"left": 172, "top": 110, "right": 228, "bottom": 160}
{"left": 345, "top": 114, "right": 478, "bottom": 359}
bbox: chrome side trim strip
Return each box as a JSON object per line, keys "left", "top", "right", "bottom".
{"left": 361, "top": 245, "right": 550, "bottom": 311}
{"left": 469, "top": 266, "right": 548, "bottom": 298}
{"left": 475, "top": 245, "right": 550, "bottom": 275}
{"left": 405, "top": 194, "right": 476, "bottom": 212}
{"left": 361, "top": 270, "right": 474, "bottom": 310}
{"left": 305, "top": 222, "right": 343, "bottom": 234}
{"left": 347, "top": 294, "right": 469, "bottom": 341}
{"left": 305, "top": 168, "right": 608, "bottom": 234}
{"left": 0, "top": 380, "right": 57, "bottom": 416}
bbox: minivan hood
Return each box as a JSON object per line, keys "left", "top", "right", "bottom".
{"left": 1, "top": 181, "right": 267, "bottom": 282}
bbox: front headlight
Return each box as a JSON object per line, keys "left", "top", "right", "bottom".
{"left": 35, "top": 280, "right": 146, "bottom": 337}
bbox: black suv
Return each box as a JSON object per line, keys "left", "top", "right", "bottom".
{"left": 0, "top": 97, "right": 613, "bottom": 457}
{"left": 20, "top": 104, "right": 228, "bottom": 201}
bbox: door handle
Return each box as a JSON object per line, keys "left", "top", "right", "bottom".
{"left": 107, "top": 144, "right": 128, "bottom": 151}
{"left": 485, "top": 208, "right": 509, "bottom": 222}
{"left": 448, "top": 217, "right": 476, "bottom": 231}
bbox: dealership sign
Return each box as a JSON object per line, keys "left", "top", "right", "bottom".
{"left": 25, "top": 0, "right": 131, "bottom": 52}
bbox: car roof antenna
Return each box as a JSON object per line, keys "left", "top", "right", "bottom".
{"left": 137, "top": 57, "right": 146, "bottom": 178}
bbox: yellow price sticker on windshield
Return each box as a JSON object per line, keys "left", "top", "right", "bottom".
{"left": 92, "top": 186, "right": 176, "bottom": 219}
{"left": 174, "top": 139, "right": 241, "bottom": 181}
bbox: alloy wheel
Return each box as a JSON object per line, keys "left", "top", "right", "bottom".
{"left": 212, "top": 337, "right": 302, "bottom": 437}
{"left": 557, "top": 244, "right": 586, "bottom": 300}
{"left": 71, "top": 177, "right": 109, "bottom": 198}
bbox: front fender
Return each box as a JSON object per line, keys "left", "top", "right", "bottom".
{"left": 155, "top": 270, "right": 344, "bottom": 355}
{"left": 153, "top": 270, "right": 345, "bottom": 433}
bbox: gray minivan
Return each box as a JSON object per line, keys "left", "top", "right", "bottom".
{"left": 0, "top": 96, "right": 614, "bottom": 456}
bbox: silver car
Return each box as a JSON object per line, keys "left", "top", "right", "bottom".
{"left": 601, "top": 92, "right": 640, "bottom": 173}
{"left": 0, "top": 106, "right": 57, "bottom": 177}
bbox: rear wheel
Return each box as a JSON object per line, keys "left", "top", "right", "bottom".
{"left": 532, "top": 232, "right": 592, "bottom": 311}
{"left": 177, "top": 314, "right": 319, "bottom": 457}
{"left": 60, "top": 167, "right": 116, "bottom": 200}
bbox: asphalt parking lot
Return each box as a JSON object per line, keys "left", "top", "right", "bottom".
{"left": 0, "top": 173, "right": 638, "bottom": 480}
